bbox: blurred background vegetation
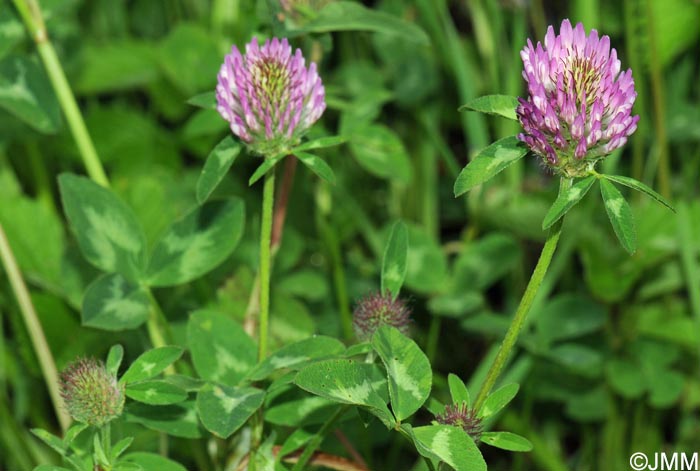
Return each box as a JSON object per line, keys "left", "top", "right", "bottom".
{"left": 0, "top": 0, "right": 699, "bottom": 470}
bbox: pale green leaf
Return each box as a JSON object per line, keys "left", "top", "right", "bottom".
{"left": 146, "top": 198, "right": 245, "bottom": 286}
{"left": 246, "top": 336, "right": 346, "bottom": 381}
{"left": 381, "top": 221, "right": 408, "bottom": 299}
{"left": 82, "top": 273, "right": 150, "bottom": 331}
{"left": 459, "top": 95, "right": 519, "bottom": 120}
{"left": 453, "top": 136, "right": 527, "bottom": 196}
{"left": 481, "top": 431, "right": 533, "bottom": 452}
{"left": 249, "top": 155, "right": 285, "bottom": 185}
{"left": 293, "top": 151, "right": 336, "bottom": 184}
{"left": 600, "top": 179, "right": 637, "bottom": 254}
{"left": 187, "top": 310, "right": 256, "bottom": 386}
{"left": 294, "top": 359, "right": 394, "bottom": 426}
{"left": 371, "top": 326, "right": 431, "bottom": 421}
{"left": 196, "top": 136, "right": 243, "bottom": 203}
{"left": 542, "top": 176, "right": 597, "bottom": 229}
{"left": 186, "top": 91, "right": 216, "bottom": 110}
{"left": 410, "top": 425, "right": 487, "bottom": 471}
{"left": 603, "top": 174, "right": 675, "bottom": 212}
{"left": 58, "top": 174, "right": 147, "bottom": 281}
{"left": 120, "top": 346, "right": 184, "bottom": 384}
{"left": 122, "top": 452, "right": 188, "bottom": 471}
{"left": 196, "top": 384, "right": 264, "bottom": 438}
{"left": 291, "top": 135, "right": 347, "bottom": 153}
{"left": 480, "top": 383, "right": 519, "bottom": 419}
{"left": 126, "top": 380, "right": 187, "bottom": 405}
{"left": 349, "top": 124, "right": 412, "bottom": 183}
{"left": 447, "top": 374, "right": 470, "bottom": 406}
{"left": 106, "top": 344, "right": 124, "bottom": 376}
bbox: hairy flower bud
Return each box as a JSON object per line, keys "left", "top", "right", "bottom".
{"left": 59, "top": 358, "right": 124, "bottom": 427}
{"left": 516, "top": 20, "right": 639, "bottom": 177}
{"left": 352, "top": 292, "right": 411, "bottom": 341}
{"left": 435, "top": 402, "right": 483, "bottom": 442}
{"left": 216, "top": 37, "right": 326, "bottom": 157}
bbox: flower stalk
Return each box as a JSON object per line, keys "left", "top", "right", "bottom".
{"left": 473, "top": 178, "right": 571, "bottom": 413}
{"left": 258, "top": 168, "right": 276, "bottom": 361}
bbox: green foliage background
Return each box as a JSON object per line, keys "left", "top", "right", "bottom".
{"left": 1, "top": 0, "right": 699, "bottom": 470}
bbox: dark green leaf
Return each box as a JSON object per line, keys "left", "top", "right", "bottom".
{"left": 187, "top": 310, "right": 256, "bottom": 386}
{"left": 410, "top": 425, "right": 486, "bottom": 471}
{"left": 453, "top": 136, "right": 528, "bottom": 196}
{"left": 120, "top": 346, "right": 184, "bottom": 384}
{"left": 293, "top": 151, "right": 336, "bottom": 184}
{"left": 299, "top": 2, "right": 429, "bottom": 44}
{"left": 603, "top": 175, "right": 675, "bottom": 212}
{"left": 58, "top": 174, "right": 147, "bottom": 281}
{"left": 542, "top": 176, "right": 597, "bottom": 229}
{"left": 196, "top": 136, "right": 242, "bottom": 203}
{"left": 481, "top": 432, "right": 533, "bottom": 452}
{"left": 349, "top": 124, "right": 412, "bottom": 183}
{"left": 459, "top": 95, "right": 519, "bottom": 120}
{"left": 146, "top": 198, "right": 245, "bottom": 286}
{"left": 381, "top": 221, "right": 408, "bottom": 299}
{"left": 246, "top": 336, "right": 346, "bottom": 381}
{"left": 82, "top": 273, "right": 150, "bottom": 331}
{"left": 371, "top": 326, "right": 431, "bottom": 421}
{"left": 126, "top": 380, "right": 187, "bottom": 405}
{"left": 196, "top": 384, "right": 264, "bottom": 438}
{"left": 126, "top": 401, "right": 201, "bottom": 439}
{"left": 295, "top": 359, "right": 394, "bottom": 426}
{"left": 0, "top": 55, "right": 61, "bottom": 133}
{"left": 600, "top": 179, "right": 637, "bottom": 254}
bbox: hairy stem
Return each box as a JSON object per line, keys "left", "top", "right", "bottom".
{"left": 472, "top": 178, "right": 571, "bottom": 412}
{"left": 0, "top": 222, "right": 70, "bottom": 430}
{"left": 258, "top": 168, "right": 276, "bottom": 361}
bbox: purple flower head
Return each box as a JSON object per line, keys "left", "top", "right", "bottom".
{"left": 516, "top": 20, "right": 639, "bottom": 177}
{"left": 216, "top": 37, "right": 326, "bottom": 156}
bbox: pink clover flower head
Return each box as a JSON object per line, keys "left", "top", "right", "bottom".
{"left": 516, "top": 20, "right": 639, "bottom": 177}
{"left": 216, "top": 37, "right": 326, "bottom": 156}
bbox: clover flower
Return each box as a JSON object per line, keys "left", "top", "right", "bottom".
{"left": 516, "top": 20, "right": 639, "bottom": 177}
{"left": 216, "top": 37, "right": 326, "bottom": 157}
{"left": 435, "top": 402, "right": 483, "bottom": 442}
{"left": 59, "top": 358, "right": 124, "bottom": 426}
{"left": 353, "top": 292, "right": 411, "bottom": 341}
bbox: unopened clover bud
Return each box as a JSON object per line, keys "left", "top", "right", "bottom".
{"left": 435, "top": 402, "right": 483, "bottom": 442}
{"left": 352, "top": 292, "right": 411, "bottom": 341}
{"left": 59, "top": 358, "right": 124, "bottom": 427}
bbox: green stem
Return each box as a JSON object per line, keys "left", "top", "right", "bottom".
{"left": 290, "top": 405, "right": 348, "bottom": 471}
{"left": 145, "top": 290, "right": 175, "bottom": 375}
{"left": 0, "top": 222, "right": 70, "bottom": 431}
{"left": 12, "top": 0, "right": 109, "bottom": 187}
{"left": 100, "top": 424, "right": 111, "bottom": 465}
{"left": 472, "top": 178, "right": 571, "bottom": 412}
{"left": 258, "top": 168, "right": 276, "bottom": 361}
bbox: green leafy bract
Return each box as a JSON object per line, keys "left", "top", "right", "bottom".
{"left": 453, "top": 136, "right": 528, "bottom": 196}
